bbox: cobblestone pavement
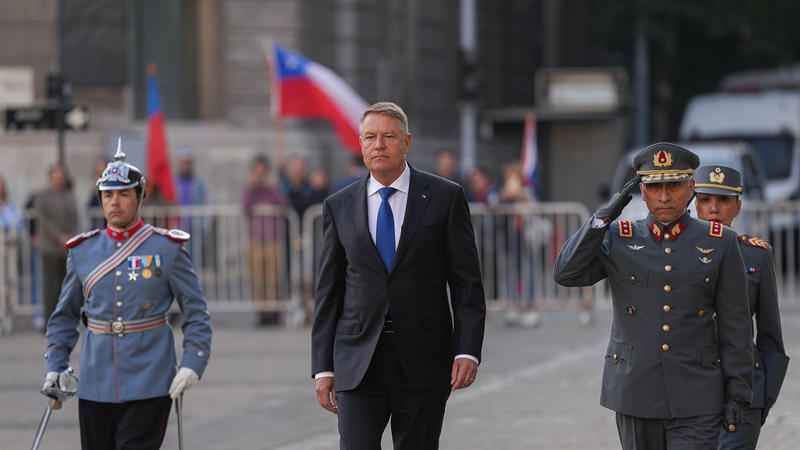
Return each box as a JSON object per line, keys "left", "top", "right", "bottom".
{"left": 3, "top": 308, "right": 799, "bottom": 449}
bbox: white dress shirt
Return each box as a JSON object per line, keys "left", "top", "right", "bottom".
{"left": 315, "top": 163, "right": 477, "bottom": 380}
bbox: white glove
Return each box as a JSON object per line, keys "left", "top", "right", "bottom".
{"left": 42, "top": 371, "right": 59, "bottom": 391}
{"left": 169, "top": 367, "right": 199, "bottom": 400}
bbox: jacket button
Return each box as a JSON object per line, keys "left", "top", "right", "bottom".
{"left": 198, "top": 351, "right": 204, "bottom": 357}
{"left": 663, "top": 285, "right": 671, "bottom": 292}
{"left": 663, "top": 305, "right": 671, "bottom": 312}
{"left": 116, "top": 285, "right": 122, "bottom": 292}
{"left": 662, "top": 324, "right": 670, "bottom": 332}
{"left": 717, "top": 359, "right": 721, "bottom": 364}
{"left": 116, "top": 242, "right": 123, "bottom": 248}
{"left": 662, "top": 344, "right": 670, "bottom": 351}
{"left": 664, "top": 233, "right": 670, "bottom": 240}
{"left": 116, "top": 270, "right": 122, "bottom": 277}
{"left": 755, "top": 362, "right": 760, "bottom": 368}
{"left": 116, "top": 301, "right": 123, "bottom": 307}
{"left": 630, "top": 275, "right": 636, "bottom": 281}
{"left": 664, "top": 265, "right": 672, "bottom": 272}
{"left": 712, "top": 312, "right": 717, "bottom": 318}
{"left": 613, "top": 354, "right": 617, "bottom": 360}
{"left": 698, "top": 310, "right": 705, "bottom": 317}
{"left": 705, "top": 277, "right": 710, "bottom": 283}
{"left": 665, "top": 248, "right": 672, "bottom": 254}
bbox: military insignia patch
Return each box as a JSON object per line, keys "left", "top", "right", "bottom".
{"left": 618, "top": 220, "right": 633, "bottom": 238}
{"left": 709, "top": 221, "right": 723, "bottom": 238}
{"left": 649, "top": 223, "right": 662, "bottom": 241}
{"left": 709, "top": 168, "right": 725, "bottom": 184}
{"left": 696, "top": 246, "right": 714, "bottom": 254}
{"left": 740, "top": 234, "right": 769, "bottom": 250}
{"left": 699, "top": 256, "right": 712, "bottom": 264}
{"left": 627, "top": 244, "right": 644, "bottom": 251}
{"left": 654, "top": 150, "right": 673, "bottom": 167}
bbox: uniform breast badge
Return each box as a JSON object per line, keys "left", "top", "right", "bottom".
{"left": 154, "top": 255, "right": 163, "bottom": 277}
{"left": 141, "top": 255, "right": 153, "bottom": 279}
{"left": 127, "top": 256, "right": 141, "bottom": 281}
{"left": 699, "top": 256, "right": 712, "bottom": 264}
{"left": 696, "top": 247, "right": 714, "bottom": 254}
{"left": 627, "top": 244, "right": 644, "bottom": 251}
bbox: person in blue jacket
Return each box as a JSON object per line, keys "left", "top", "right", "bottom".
{"left": 42, "top": 142, "right": 212, "bottom": 449}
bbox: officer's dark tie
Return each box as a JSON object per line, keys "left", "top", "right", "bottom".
{"left": 376, "top": 187, "right": 398, "bottom": 270}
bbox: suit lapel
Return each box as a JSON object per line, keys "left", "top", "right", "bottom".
{"left": 391, "top": 167, "right": 431, "bottom": 272}
{"left": 352, "top": 175, "right": 386, "bottom": 270}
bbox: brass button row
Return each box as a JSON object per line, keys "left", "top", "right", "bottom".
{"left": 662, "top": 344, "right": 670, "bottom": 351}
{"left": 664, "top": 285, "right": 671, "bottom": 292}
{"left": 665, "top": 248, "right": 672, "bottom": 254}
{"left": 664, "top": 265, "right": 672, "bottom": 272}
{"left": 663, "top": 305, "right": 671, "bottom": 312}
{"left": 662, "top": 324, "right": 670, "bottom": 332}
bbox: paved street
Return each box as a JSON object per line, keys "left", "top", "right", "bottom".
{"left": 3, "top": 308, "right": 800, "bottom": 449}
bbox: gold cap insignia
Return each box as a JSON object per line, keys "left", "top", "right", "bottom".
{"left": 654, "top": 150, "right": 673, "bottom": 167}
{"left": 709, "top": 167, "right": 725, "bottom": 184}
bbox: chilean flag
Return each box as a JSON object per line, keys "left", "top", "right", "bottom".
{"left": 266, "top": 43, "right": 368, "bottom": 154}
{"left": 521, "top": 112, "right": 538, "bottom": 192}
{"left": 146, "top": 65, "right": 176, "bottom": 202}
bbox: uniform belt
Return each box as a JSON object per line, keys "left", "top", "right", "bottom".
{"left": 87, "top": 314, "right": 168, "bottom": 337}
{"left": 381, "top": 320, "right": 394, "bottom": 334}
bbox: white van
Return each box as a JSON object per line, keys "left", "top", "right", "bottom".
{"left": 610, "top": 141, "right": 767, "bottom": 227}
{"left": 678, "top": 90, "right": 800, "bottom": 200}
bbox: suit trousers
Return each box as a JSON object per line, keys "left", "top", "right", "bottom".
{"left": 41, "top": 254, "right": 67, "bottom": 325}
{"left": 336, "top": 332, "right": 450, "bottom": 450}
{"left": 616, "top": 412, "right": 722, "bottom": 450}
{"left": 718, "top": 407, "right": 763, "bottom": 450}
{"left": 79, "top": 396, "right": 172, "bottom": 450}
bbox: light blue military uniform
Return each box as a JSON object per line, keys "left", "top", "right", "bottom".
{"left": 45, "top": 222, "right": 212, "bottom": 403}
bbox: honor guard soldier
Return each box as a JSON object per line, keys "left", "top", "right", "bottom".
{"left": 42, "top": 141, "right": 212, "bottom": 449}
{"left": 693, "top": 165, "right": 790, "bottom": 449}
{"left": 553, "top": 143, "right": 753, "bottom": 449}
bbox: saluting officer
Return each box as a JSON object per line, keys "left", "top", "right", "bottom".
{"left": 42, "top": 142, "right": 212, "bottom": 449}
{"left": 554, "top": 143, "right": 753, "bottom": 449}
{"left": 692, "top": 165, "right": 790, "bottom": 450}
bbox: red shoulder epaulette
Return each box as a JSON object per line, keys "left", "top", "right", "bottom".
{"left": 617, "top": 220, "right": 633, "bottom": 238}
{"left": 709, "top": 221, "right": 723, "bottom": 238}
{"left": 65, "top": 229, "right": 101, "bottom": 248}
{"left": 152, "top": 227, "right": 191, "bottom": 242}
{"left": 739, "top": 234, "right": 769, "bottom": 250}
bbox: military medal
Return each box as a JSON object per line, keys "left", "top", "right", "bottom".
{"left": 142, "top": 255, "right": 153, "bottom": 279}
{"left": 127, "top": 255, "right": 141, "bottom": 280}
{"left": 154, "top": 254, "right": 163, "bottom": 277}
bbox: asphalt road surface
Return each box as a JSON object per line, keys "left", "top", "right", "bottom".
{"left": 3, "top": 308, "right": 799, "bottom": 449}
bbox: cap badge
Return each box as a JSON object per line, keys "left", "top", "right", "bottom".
{"left": 654, "top": 150, "right": 672, "bottom": 167}
{"left": 709, "top": 169, "right": 725, "bottom": 184}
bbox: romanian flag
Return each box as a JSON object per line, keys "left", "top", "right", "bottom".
{"left": 146, "top": 64, "right": 176, "bottom": 202}
{"left": 265, "top": 43, "right": 368, "bottom": 154}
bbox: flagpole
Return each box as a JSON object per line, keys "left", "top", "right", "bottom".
{"left": 263, "top": 39, "right": 287, "bottom": 171}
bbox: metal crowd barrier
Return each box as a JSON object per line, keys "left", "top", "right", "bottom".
{"left": 3, "top": 200, "right": 799, "bottom": 334}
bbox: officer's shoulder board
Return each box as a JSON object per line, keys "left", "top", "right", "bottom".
{"left": 152, "top": 227, "right": 191, "bottom": 242}
{"left": 739, "top": 234, "right": 770, "bottom": 250}
{"left": 64, "top": 229, "right": 101, "bottom": 248}
{"left": 617, "top": 220, "right": 633, "bottom": 238}
{"left": 709, "top": 221, "right": 723, "bottom": 238}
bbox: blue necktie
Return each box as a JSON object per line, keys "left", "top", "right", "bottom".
{"left": 376, "top": 187, "right": 398, "bottom": 270}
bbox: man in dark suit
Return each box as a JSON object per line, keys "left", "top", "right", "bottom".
{"left": 312, "top": 102, "right": 486, "bottom": 450}
{"left": 553, "top": 143, "right": 753, "bottom": 449}
{"left": 692, "top": 165, "right": 790, "bottom": 449}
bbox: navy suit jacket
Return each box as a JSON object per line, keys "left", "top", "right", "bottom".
{"left": 312, "top": 166, "right": 486, "bottom": 391}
